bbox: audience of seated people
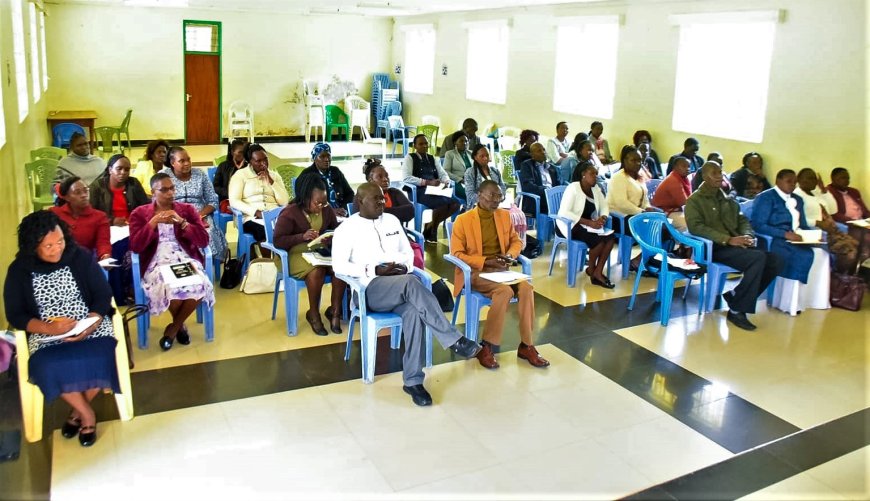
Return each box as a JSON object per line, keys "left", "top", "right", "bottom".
{"left": 161, "top": 146, "right": 227, "bottom": 260}
{"left": 272, "top": 175, "right": 346, "bottom": 336}
{"left": 54, "top": 132, "right": 106, "bottom": 186}
{"left": 213, "top": 138, "right": 249, "bottom": 211}
{"left": 441, "top": 130, "right": 472, "bottom": 203}
{"left": 519, "top": 142, "right": 561, "bottom": 216}
{"left": 750, "top": 169, "right": 830, "bottom": 315}
{"left": 88, "top": 154, "right": 150, "bottom": 304}
{"left": 402, "top": 134, "right": 461, "bottom": 242}
{"left": 794, "top": 168, "right": 857, "bottom": 271}
{"left": 557, "top": 162, "right": 617, "bottom": 289}
{"left": 685, "top": 162, "right": 783, "bottom": 331}
{"left": 513, "top": 129, "right": 539, "bottom": 170}
{"left": 4, "top": 211, "right": 120, "bottom": 447}
{"left": 299, "top": 142, "right": 354, "bottom": 217}
{"left": 589, "top": 121, "right": 613, "bottom": 165}
{"left": 129, "top": 173, "right": 215, "bottom": 352}
{"left": 440, "top": 118, "right": 479, "bottom": 157}
{"left": 667, "top": 137, "right": 704, "bottom": 175}
{"left": 545, "top": 121, "right": 570, "bottom": 165}
{"left": 827, "top": 167, "right": 869, "bottom": 223}
{"left": 332, "top": 182, "right": 482, "bottom": 406}
{"left": 651, "top": 156, "right": 691, "bottom": 231}
{"left": 730, "top": 152, "right": 770, "bottom": 198}
{"left": 632, "top": 129, "right": 661, "bottom": 167}
{"left": 228, "top": 143, "right": 290, "bottom": 247}
{"left": 50, "top": 177, "right": 112, "bottom": 264}
{"left": 450, "top": 180, "right": 550, "bottom": 369}
{"left": 606, "top": 145, "right": 658, "bottom": 271}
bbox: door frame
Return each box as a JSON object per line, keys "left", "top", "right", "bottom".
{"left": 182, "top": 19, "right": 222, "bottom": 142}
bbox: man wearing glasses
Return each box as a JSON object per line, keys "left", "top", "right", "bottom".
{"left": 449, "top": 181, "right": 550, "bottom": 370}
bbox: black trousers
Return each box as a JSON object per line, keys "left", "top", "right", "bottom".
{"left": 712, "top": 246, "right": 783, "bottom": 314}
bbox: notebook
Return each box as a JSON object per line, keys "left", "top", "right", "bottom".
{"left": 159, "top": 261, "right": 202, "bottom": 287}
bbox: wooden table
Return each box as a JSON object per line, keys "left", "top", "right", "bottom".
{"left": 47, "top": 110, "right": 98, "bottom": 145}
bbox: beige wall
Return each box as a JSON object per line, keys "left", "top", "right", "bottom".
{"left": 45, "top": 3, "right": 393, "bottom": 140}
{"left": 393, "top": 0, "right": 867, "bottom": 193}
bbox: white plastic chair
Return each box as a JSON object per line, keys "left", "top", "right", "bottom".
{"left": 421, "top": 115, "right": 441, "bottom": 128}
{"left": 360, "top": 120, "right": 387, "bottom": 160}
{"left": 345, "top": 95, "right": 372, "bottom": 139}
{"left": 303, "top": 80, "right": 325, "bottom": 142}
{"left": 228, "top": 101, "right": 254, "bottom": 142}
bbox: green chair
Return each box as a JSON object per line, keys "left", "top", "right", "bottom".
{"left": 499, "top": 149, "right": 517, "bottom": 185}
{"left": 94, "top": 126, "right": 123, "bottom": 155}
{"left": 417, "top": 124, "right": 439, "bottom": 155}
{"left": 274, "top": 164, "right": 307, "bottom": 199}
{"left": 324, "top": 105, "right": 349, "bottom": 142}
{"left": 30, "top": 147, "right": 65, "bottom": 162}
{"left": 25, "top": 159, "right": 59, "bottom": 211}
{"left": 117, "top": 109, "right": 133, "bottom": 151}
{"left": 214, "top": 155, "right": 227, "bottom": 167}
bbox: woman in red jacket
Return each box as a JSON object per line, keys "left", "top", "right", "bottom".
{"left": 50, "top": 177, "right": 112, "bottom": 261}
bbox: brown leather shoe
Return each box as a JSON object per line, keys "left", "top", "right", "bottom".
{"left": 517, "top": 343, "right": 550, "bottom": 368}
{"left": 476, "top": 342, "right": 499, "bottom": 369}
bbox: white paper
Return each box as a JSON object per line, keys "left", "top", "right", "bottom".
{"left": 251, "top": 218, "right": 265, "bottom": 226}
{"left": 306, "top": 231, "right": 335, "bottom": 248}
{"left": 479, "top": 271, "right": 532, "bottom": 284}
{"left": 98, "top": 258, "right": 119, "bottom": 268}
{"left": 424, "top": 184, "right": 454, "bottom": 198}
{"left": 302, "top": 252, "right": 332, "bottom": 266}
{"left": 498, "top": 198, "right": 512, "bottom": 209}
{"left": 37, "top": 316, "right": 101, "bottom": 343}
{"left": 580, "top": 225, "right": 614, "bottom": 236}
{"left": 110, "top": 225, "right": 130, "bottom": 244}
{"left": 847, "top": 219, "right": 870, "bottom": 228}
{"left": 652, "top": 256, "right": 701, "bottom": 270}
{"left": 794, "top": 229, "right": 823, "bottom": 243}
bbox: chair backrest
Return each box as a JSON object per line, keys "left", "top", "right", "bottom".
{"left": 544, "top": 186, "right": 566, "bottom": 217}
{"left": 262, "top": 206, "right": 284, "bottom": 244}
{"left": 207, "top": 166, "right": 217, "bottom": 183}
{"left": 229, "top": 101, "right": 252, "bottom": 120}
{"left": 25, "top": 159, "right": 59, "bottom": 199}
{"left": 325, "top": 104, "right": 348, "bottom": 123}
{"left": 417, "top": 125, "right": 439, "bottom": 154}
{"left": 628, "top": 212, "right": 669, "bottom": 256}
{"left": 94, "top": 127, "right": 121, "bottom": 152}
{"left": 120, "top": 109, "right": 133, "bottom": 130}
{"left": 646, "top": 179, "right": 663, "bottom": 201}
{"left": 273, "top": 164, "right": 306, "bottom": 198}
{"left": 52, "top": 123, "right": 86, "bottom": 149}
{"left": 213, "top": 155, "right": 226, "bottom": 167}
{"left": 30, "top": 146, "right": 65, "bottom": 161}
{"left": 498, "top": 149, "right": 516, "bottom": 182}
{"left": 739, "top": 199, "right": 754, "bottom": 218}
{"left": 388, "top": 115, "right": 404, "bottom": 131}
{"left": 384, "top": 100, "right": 402, "bottom": 118}
{"left": 498, "top": 126, "right": 521, "bottom": 138}
{"left": 421, "top": 115, "right": 441, "bottom": 127}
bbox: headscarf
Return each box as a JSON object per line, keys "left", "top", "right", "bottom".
{"left": 311, "top": 142, "right": 331, "bottom": 160}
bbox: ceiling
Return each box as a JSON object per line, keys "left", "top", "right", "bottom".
{"left": 49, "top": 0, "right": 611, "bottom": 17}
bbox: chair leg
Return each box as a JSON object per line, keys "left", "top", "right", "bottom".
{"left": 660, "top": 275, "right": 674, "bottom": 326}
{"left": 271, "top": 278, "right": 280, "bottom": 320}
{"left": 628, "top": 265, "right": 644, "bottom": 310}
{"left": 345, "top": 314, "right": 358, "bottom": 361}
{"left": 451, "top": 293, "right": 462, "bottom": 325}
{"left": 390, "top": 325, "right": 401, "bottom": 349}
{"left": 465, "top": 296, "right": 483, "bottom": 343}
{"left": 361, "top": 320, "right": 376, "bottom": 384}
{"left": 204, "top": 306, "right": 215, "bottom": 342}
{"left": 285, "top": 281, "right": 298, "bottom": 337}
{"left": 547, "top": 240, "right": 561, "bottom": 277}
{"left": 425, "top": 328, "right": 433, "bottom": 368}
{"left": 111, "top": 312, "right": 135, "bottom": 420}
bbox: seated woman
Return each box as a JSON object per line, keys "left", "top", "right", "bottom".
{"left": 638, "top": 142, "right": 663, "bottom": 180}
{"left": 88, "top": 154, "right": 150, "bottom": 304}
{"left": 50, "top": 177, "right": 112, "bottom": 263}
{"left": 299, "top": 142, "right": 354, "bottom": 217}
{"left": 750, "top": 169, "right": 830, "bottom": 315}
{"left": 213, "top": 138, "right": 248, "bottom": 208}
{"left": 513, "top": 129, "right": 539, "bottom": 171}
{"left": 827, "top": 167, "right": 870, "bottom": 223}
{"left": 54, "top": 132, "right": 106, "bottom": 186}
{"left": 161, "top": 146, "right": 227, "bottom": 260}
{"left": 273, "top": 175, "right": 347, "bottom": 336}
{"left": 403, "top": 134, "right": 461, "bottom": 242}
{"left": 557, "top": 161, "right": 616, "bottom": 289}
{"left": 4, "top": 211, "right": 120, "bottom": 447}
{"left": 731, "top": 152, "right": 771, "bottom": 198}
{"left": 129, "top": 173, "right": 215, "bottom": 351}
{"left": 651, "top": 156, "right": 691, "bottom": 231}
{"left": 606, "top": 145, "right": 659, "bottom": 271}
{"left": 589, "top": 121, "right": 613, "bottom": 165}
{"left": 133, "top": 140, "right": 170, "bottom": 195}
{"left": 441, "top": 131, "right": 472, "bottom": 203}
{"left": 363, "top": 158, "right": 414, "bottom": 224}
{"left": 794, "top": 168, "right": 857, "bottom": 272}
{"left": 465, "top": 144, "right": 507, "bottom": 209}
{"left": 228, "top": 143, "right": 290, "bottom": 247}
{"left": 632, "top": 129, "right": 661, "bottom": 168}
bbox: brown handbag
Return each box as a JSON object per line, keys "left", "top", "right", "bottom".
{"left": 830, "top": 273, "right": 865, "bottom": 311}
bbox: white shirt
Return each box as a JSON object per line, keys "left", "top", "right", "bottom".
{"left": 546, "top": 137, "right": 570, "bottom": 165}
{"left": 332, "top": 212, "right": 414, "bottom": 286}
{"left": 774, "top": 186, "right": 800, "bottom": 230}
{"left": 557, "top": 183, "right": 608, "bottom": 237}
{"left": 794, "top": 186, "right": 836, "bottom": 225}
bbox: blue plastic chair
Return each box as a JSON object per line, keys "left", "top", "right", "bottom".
{"left": 388, "top": 116, "right": 415, "bottom": 156}
{"left": 627, "top": 213, "right": 705, "bottom": 326}
{"left": 444, "top": 221, "right": 532, "bottom": 342}
{"left": 515, "top": 175, "right": 552, "bottom": 243}
{"left": 692, "top": 234, "right": 775, "bottom": 313}
{"left": 544, "top": 186, "right": 612, "bottom": 288}
{"left": 52, "top": 123, "right": 86, "bottom": 149}
{"left": 207, "top": 166, "right": 217, "bottom": 183}
{"left": 337, "top": 267, "right": 434, "bottom": 384}
{"left": 130, "top": 247, "right": 215, "bottom": 349}
{"left": 206, "top": 167, "right": 233, "bottom": 240}
{"left": 230, "top": 207, "right": 256, "bottom": 275}
{"left": 609, "top": 211, "right": 635, "bottom": 280}
{"left": 646, "top": 179, "right": 664, "bottom": 202}
{"left": 401, "top": 181, "right": 443, "bottom": 235}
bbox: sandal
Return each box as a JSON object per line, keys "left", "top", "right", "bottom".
{"left": 306, "top": 311, "right": 328, "bottom": 337}
{"left": 325, "top": 307, "right": 342, "bottom": 335}
{"left": 61, "top": 413, "right": 81, "bottom": 439}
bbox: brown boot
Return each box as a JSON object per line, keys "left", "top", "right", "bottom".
{"left": 476, "top": 341, "right": 499, "bottom": 369}
{"left": 517, "top": 343, "right": 550, "bottom": 368}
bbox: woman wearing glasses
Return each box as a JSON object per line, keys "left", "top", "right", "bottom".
{"left": 273, "top": 175, "right": 346, "bottom": 336}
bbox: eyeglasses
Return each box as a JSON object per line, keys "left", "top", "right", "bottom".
{"left": 310, "top": 200, "right": 327, "bottom": 208}
{"left": 483, "top": 192, "right": 505, "bottom": 203}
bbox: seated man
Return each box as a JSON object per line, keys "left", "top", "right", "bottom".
{"left": 451, "top": 181, "right": 550, "bottom": 369}
{"left": 667, "top": 137, "right": 704, "bottom": 176}
{"left": 332, "top": 182, "right": 482, "bottom": 407}
{"left": 518, "top": 142, "right": 561, "bottom": 215}
{"left": 545, "top": 121, "right": 570, "bottom": 165}
{"left": 827, "top": 167, "right": 870, "bottom": 223}
{"left": 685, "top": 162, "right": 783, "bottom": 331}
{"left": 440, "top": 118, "right": 480, "bottom": 158}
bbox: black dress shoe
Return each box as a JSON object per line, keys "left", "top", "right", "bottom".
{"left": 159, "top": 335, "right": 173, "bottom": 351}
{"left": 403, "top": 385, "right": 433, "bottom": 406}
{"left": 79, "top": 425, "right": 97, "bottom": 447}
{"left": 591, "top": 277, "right": 616, "bottom": 289}
{"left": 325, "top": 307, "right": 342, "bottom": 334}
{"left": 726, "top": 310, "right": 757, "bottom": 331}
{"left": 722, "top": 290, "right": 736, "bottom": 309}
{"left": 176, "top": 325, "right": 190, "bottom": 345}
{"left": 449, "top": 337, "right": 482, "bottom": 358}
{"left": 61, "top": 415, "right": 81, "bottom": 439}
{"left": 305, "top": 311, "right": 328, "bottom": 336}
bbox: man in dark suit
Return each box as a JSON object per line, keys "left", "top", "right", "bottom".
{"left": 518, "top": 142, "right": 561, "bottom": 215}
{"left": 667, "top": 137, "right": 704, "bottom": 175}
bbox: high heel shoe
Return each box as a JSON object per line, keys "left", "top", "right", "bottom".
{"left": 61, "top": 413, "right": 81, "bottom": 439}
{"left": 324, "top": 307, "right": 342, "bottom": 334}
{"left": 79, "top": 424, "right": 97, "bottom": 447}
{"left": 306, "top": 311, "right": 328, "bottom": 336}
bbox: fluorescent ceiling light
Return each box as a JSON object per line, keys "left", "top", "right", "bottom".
{"left": 124, "top": 0, "right": 189, "bottom": 7}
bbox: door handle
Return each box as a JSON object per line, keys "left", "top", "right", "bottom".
{"left": 186, "top": 93, "right": 191, "bottom": 102}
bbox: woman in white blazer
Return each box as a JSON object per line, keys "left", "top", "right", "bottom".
{"left": 557, "top": 161, "right": 616, "bottom": 288}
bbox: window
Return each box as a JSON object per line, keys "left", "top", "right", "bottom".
{"left": 552, "top": 17, "right": 620, "bottom": 119}
{"left": 11, "top": 0, "right": 28, "bottom": 121}
{"left": 465, "top": 21, "right": 510, "bottom": 104}
{"left": 29, "top": 3, "right": 41, "bottom": 102}
{"left": 39, "top": 10, "right": 48, "bottom": 91}
{"left": 671, "top": 11, "right": 779, "bottom": 143}
{"left": 184, "top": 22, "right": 219, "bottom": 53}
{"left": 401, "top": 24, "right": 436, "bottom": 95}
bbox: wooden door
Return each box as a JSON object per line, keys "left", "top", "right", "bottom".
{"left": 184, "top": 54, "right": 220, "bottom": 144}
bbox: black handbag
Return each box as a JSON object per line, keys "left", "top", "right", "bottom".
{"left": 830, "top": 272, "right": 865, "bottom": 311}
{"left": 431, "top": 278, "right": 455, "bottom": 313}
{"left": 219, "top": 250, "right": 245, "bottom": 289}
{"left": 521, "top": 235, "right": 542, "bottom": 259}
